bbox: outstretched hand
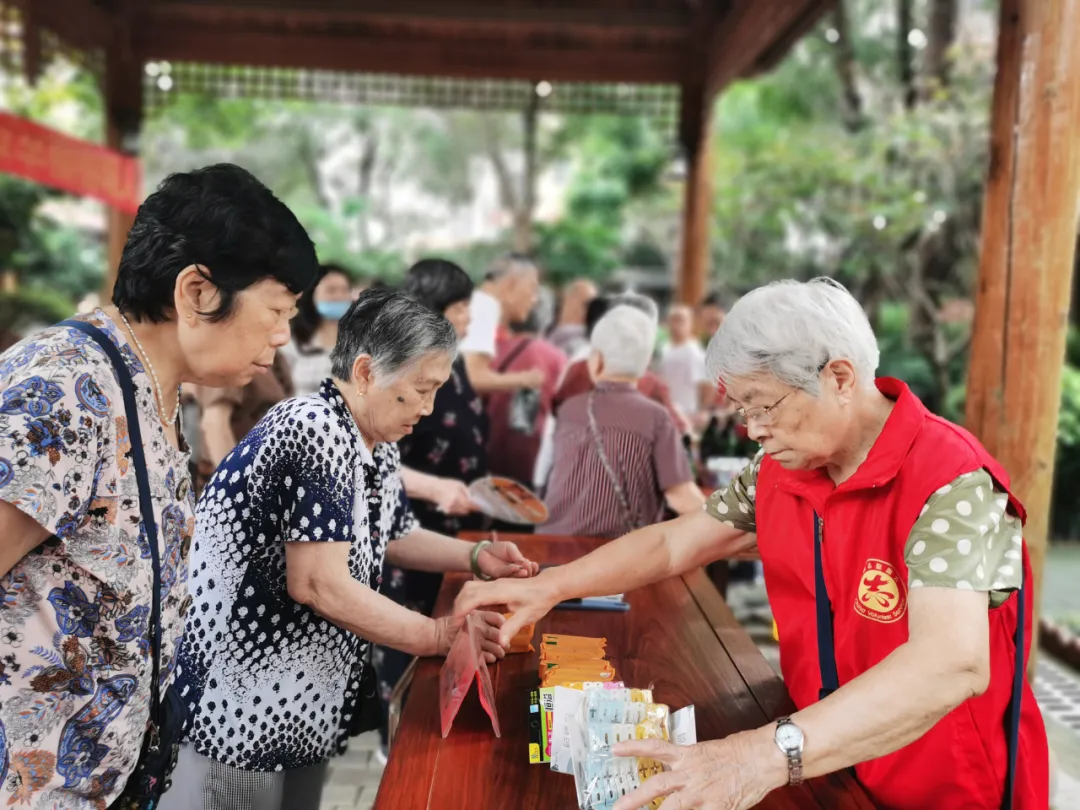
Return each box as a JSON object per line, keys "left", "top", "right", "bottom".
{"left": 454, "top": 576, "right": 557, "bottom": 648}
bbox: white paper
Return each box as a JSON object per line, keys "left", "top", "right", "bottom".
{"left": 550, "top": 686, "right": 585, "bottom": 774}
{"left": 671, "top": 705, "right": 697, "bottom": 746}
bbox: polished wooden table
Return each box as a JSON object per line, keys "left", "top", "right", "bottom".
{"left": 374, "top": 535, "right": 873, "bottom": 809}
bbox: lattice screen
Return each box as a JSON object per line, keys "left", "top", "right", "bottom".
{"left": 143, "top": 61, "right": 679, "bottom": 125}
{"left": 0, "top": 2, "right": 21, "bottom": 80}
{"left": 0, "top": 3, "right": 103, "bottom": 88}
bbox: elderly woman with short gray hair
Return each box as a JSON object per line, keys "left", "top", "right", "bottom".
{"left": 542, "top": 305, "right": 704, "bottom": 539}
{"left": 458, "top": 278, "right": 1049, "bottom": 810}
{"left": 163, "top": 288, "right": 537, "bottom": 810}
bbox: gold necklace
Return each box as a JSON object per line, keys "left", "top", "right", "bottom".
{"left": 117, "top": 311, "right": 181, "bottom": 426}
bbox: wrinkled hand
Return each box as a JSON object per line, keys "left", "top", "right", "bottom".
{"left": 454, "top": 576, "right": 557, "bottom": 648}
{"left": 476, "top": 541, "right": 541, "bottom": 580}
{"left": 610, "top": 733, "right": 786, "bottom": 810}
{"left": 433, "top": 611, "right": 507, "bottom": 663}
{"left": 432, "top": 477, "right": 477, "bottom": 516}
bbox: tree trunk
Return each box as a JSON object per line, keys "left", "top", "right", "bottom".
{"left": 923, "top": 0, "right": 959, "bottom": 99}
{"left": 513, "top": 92, "right": 541, "bottom": 253}
{"left": 897, "top": 0, "right": 917, "bottom": 110}
{"left": 356, "top": 130, "right": 379, "bottom": 251}
{"left": 831, "top": 0, "right": 864, "bottom": 131}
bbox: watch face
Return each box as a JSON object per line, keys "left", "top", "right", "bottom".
{"left": 776, "top": 722, "right": 804, "bottom": 752}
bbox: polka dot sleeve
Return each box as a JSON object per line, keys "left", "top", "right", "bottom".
{"left": 904, "top": 470, "right": 1024, "bottom": 608}
{"left": 703, "top": 449, "right": 762, "bottom": 533}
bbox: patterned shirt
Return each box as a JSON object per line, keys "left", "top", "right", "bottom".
{"left": 543, "top": 382, "right": 693, "bottom": 539}
{"left": 398, "top": 357, "right": 488, "bottom": 537}
{"left": 176, "top": 379, "right": 418, "bottom": 771}
{"left": 705, "top": 450, "right": 1023, "bottom": 606}
{"left": 0, "top": 310, "right": 195, "bottom": 809}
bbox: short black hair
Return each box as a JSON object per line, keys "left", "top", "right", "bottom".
{"left": 403, "top": 258, "right": 474, "bottom": 314}
{"left": 585, "top": 295, "right": 612, "bottom": 337}
{"left": 699, "top": 291, "right": 727, "bottom": 310}
{"left": 291, "top": 263, "right": 353, "bottom": 347}
{"left": 113, "top": 163, "right": 319, "bottom": 323}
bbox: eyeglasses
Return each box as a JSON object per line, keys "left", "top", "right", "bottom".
{"left": 733, "top": 390, "right": 794, "bottom": 427}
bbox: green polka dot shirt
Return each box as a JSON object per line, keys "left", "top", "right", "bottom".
{"left": 705, "top": 451, "right": 1022, "bottom": 608}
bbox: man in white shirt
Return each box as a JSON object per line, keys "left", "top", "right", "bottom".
{"left": 657, "top": 304, "right": 710, "bottom": 421}
{"left": 460, "top": 253, "right": 545, "bottom": 394}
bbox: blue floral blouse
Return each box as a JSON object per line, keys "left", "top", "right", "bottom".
{"left": 0, "top": 310, "right": 195, "bottom": 809}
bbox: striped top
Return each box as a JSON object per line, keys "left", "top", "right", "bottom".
{"left": 542, "top": 381, "right": 693, "bottom": 539}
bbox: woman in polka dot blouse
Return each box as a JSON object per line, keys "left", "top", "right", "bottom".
{"left": 164, "top": 289, "right": 539, "bottom": 810}
{"left": 457, "top": 278, "right": 1049, "bottom": 810}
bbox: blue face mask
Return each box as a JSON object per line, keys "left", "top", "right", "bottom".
{"left": 316, "top": 300, "right": 351, "bottom": 321}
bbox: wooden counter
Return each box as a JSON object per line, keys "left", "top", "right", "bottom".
{"left": 374, "top": 534, "right": 873, "bottom": 809}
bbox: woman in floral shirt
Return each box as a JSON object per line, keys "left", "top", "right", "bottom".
{"left": 0, "top": 163, "right": 319, "bottom": 809}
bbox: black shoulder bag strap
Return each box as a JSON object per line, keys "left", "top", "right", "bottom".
{"left": 812, "top": 510, "right": 1026, "bottom": 809}
{"left": 496, "top": 337, "right": 533, "bottom": 373}
{"left": 61, "top": 320, "right": 166, "bottom": 748}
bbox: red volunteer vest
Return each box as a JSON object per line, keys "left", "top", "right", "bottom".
{"left": 757, "top": 378, "right": 1048, "bottom": 810}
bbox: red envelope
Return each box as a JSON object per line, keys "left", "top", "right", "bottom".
{"left": 439, "top": 613, "right": 502, "bottom": 738}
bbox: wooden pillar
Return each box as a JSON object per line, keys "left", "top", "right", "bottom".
{"left": 676, "top": 82, "right": 715, "bottom": 307}
{"left": 102, "top": 25, "right": 142, "bottom": 302}
{"left": 965, "top": 0, "right": 1080, "bottom": 677}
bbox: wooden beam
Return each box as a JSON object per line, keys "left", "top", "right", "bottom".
{"left": 10, "top": 0, "right": 112, "bottom": 53}
{"left": 965, "top": 0, "right": 1080, "bottom": 678}
{"left": 139, "top": 0, "right": 693, "bottom": 34}
{"left": 704, "top": 0, "right": 831, "bottom": 95}
{"left": 20, "top": 0, "right": 41, "bottom": 86}
{"left": 135, "top": 25, "right": 690, "bottom": 84}
{"left": 102, "top": 11, "right": 142, "bottom": 303}
{"left": 676, "top": 81, "right": 715, "bottom": 306}
{"left": 750, "top": 0, "right": 836, "bottom": 77}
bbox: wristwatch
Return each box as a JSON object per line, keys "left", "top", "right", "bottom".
{"left": 774, "top": 717, "right": 805, "bottom": 785}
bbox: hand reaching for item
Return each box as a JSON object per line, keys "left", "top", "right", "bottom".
{"left": 432, "top": 477, "right": 477, "bottom": 516}
{"left": 475, "top": 540, "right": 541, "bottom": 580}
{"left": 433, "top": 611, "right": 507, "bottom": 663}
{"left": 454, "top": 576, "right": 555, "bottom": 648}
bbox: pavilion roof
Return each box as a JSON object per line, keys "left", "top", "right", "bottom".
{"left": 7, "top": 0, "right": 832, "bottom": 118}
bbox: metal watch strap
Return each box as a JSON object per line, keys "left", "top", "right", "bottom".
{"left": 776, "top": 717, "right": 805, "bottom": 786}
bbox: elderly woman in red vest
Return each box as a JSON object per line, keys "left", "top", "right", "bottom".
{"left": 456, "top": 277, "right": 1049, "bottom": 810}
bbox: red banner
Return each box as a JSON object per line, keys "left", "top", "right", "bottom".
{"left": 0, "top": 112, "right": 141, "bottom": 213}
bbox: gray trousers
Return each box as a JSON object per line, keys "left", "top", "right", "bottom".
{"left": 156, "top": 745, "right": 328, "bottom": 810}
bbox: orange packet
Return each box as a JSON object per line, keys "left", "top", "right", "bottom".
{"left": 503, "top": 613, "right": 535, "bottom": 654}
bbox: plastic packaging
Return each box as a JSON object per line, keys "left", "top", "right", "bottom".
{"left": 570, "top": 688, "right": 670, "bottom": 810}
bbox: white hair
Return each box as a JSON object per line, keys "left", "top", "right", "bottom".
{"left": 609, "top": 292, "right": 659, "bottom": 323}
{"left": 591, "top": 305, "right": 657, "bottom": 378}
{"left": 706, "top": 277, "right": 879, "bottom": 394}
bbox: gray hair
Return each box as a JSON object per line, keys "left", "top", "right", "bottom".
{"left": 608, "top": 292, "right": 659, "bottom": 323}
{"left": 331, "top": 287, "right": 457, "bottom": 384}
{"left": 591, "top": 305, "right": 657, "bottom": 378}
{"left": 706, "top": 277, "right": 879, "bottom": 394}
{"left": 485, "top": 252, "right": 539, "bottom": 282}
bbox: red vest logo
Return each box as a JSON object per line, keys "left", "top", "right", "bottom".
{"left": 854, "top": 559, "right": 907, "bottom": 623}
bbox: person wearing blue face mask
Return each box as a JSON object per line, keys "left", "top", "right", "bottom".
{"left": 316, "top": 298, "right": 351, "bottom": 320}
{"left": 284, "top": 264, "right": 356, "bottom": 396}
